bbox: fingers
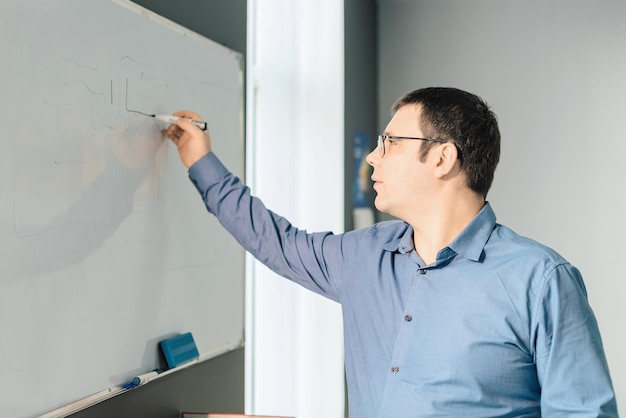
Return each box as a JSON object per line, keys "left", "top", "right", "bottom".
{"left": 162, "top": 111, "right": 204, "bottom": 141}
{"left": 175, "top": 117, "right": 201, "bottom": 134}
{"left": 162, "top": 110, "right": 212, "bottom": 168}
{"left": 163, "top": 123, "right": 186, "bottom": 142}
{"left": 173, "top": 110, "right": 201, "bottom": 120}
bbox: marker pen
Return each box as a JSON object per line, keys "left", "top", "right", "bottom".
{"left": 123, "top": 369, "right": 164, "bottom": 389}
{"left": 154, "top": 114, "right": 207, "bottom": 131}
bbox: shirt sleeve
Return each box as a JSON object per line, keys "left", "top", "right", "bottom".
{"left": 187, "top": 152, "right": 343, "bottom": 301}
{"left": 534, "top": 262, "right": 618, "bottom": 416}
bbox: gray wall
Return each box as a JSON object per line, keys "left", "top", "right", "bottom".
{"left": 378, "top": 0, "right": 626, "bottom": 413}
{"left": 344, "top": 0, "right": 378, "bottom": 229}
{"left": 132, "top": 0, "right": 247, "bottom": 55}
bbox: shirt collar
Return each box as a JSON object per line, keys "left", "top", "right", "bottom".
{"left": 381, "top": 202, "right": 497, "bottom": 262}
{"left": 446, "top": 202, "right": 496, "bottom": 262}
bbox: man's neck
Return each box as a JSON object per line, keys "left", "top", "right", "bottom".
{"left": 410, "top": 194, "right": 485, "bottom": 265}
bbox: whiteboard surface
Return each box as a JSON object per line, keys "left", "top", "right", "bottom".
{"left": 0, "top": 1, "right": 244, "bottom": 416}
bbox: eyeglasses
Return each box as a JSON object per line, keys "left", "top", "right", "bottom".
{"left": 376, "top": 134, "right": 447, "bottom": 157}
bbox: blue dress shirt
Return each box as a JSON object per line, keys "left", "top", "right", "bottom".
{"left": 189, "top": 152, "right": 618, "bottom": 418}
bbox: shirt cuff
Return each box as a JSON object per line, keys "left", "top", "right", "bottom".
{"left": 187, "top": 152, "right": 230, "bottom": 193}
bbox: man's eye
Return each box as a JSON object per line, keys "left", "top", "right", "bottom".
{"left": 387, "top": 139, "right": 398, "bottom": 146}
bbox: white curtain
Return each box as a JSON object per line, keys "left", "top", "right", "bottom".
{"left": 245, "top": 1, "right": 345, "bottom": 417}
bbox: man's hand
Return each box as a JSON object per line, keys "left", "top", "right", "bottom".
{"left": 163, "top": 110, "right": 212, "bottom": 168}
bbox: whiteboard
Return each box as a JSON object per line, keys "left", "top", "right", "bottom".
{"left": 0, "top": 1, "right": 244, "bottom": 416}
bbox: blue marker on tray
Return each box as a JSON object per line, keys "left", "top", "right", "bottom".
{"left": 123, "top": 369, "right": 164, "bottom": 389}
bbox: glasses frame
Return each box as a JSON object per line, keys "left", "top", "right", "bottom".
{"left": 377, "top": 134, "right": 447, "bottom": 157}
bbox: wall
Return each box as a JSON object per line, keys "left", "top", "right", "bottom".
{"left": 344, "top": 0, "right": 378, "bottom": 229}
{"left": 378, "top": 0, "right": 626, "bottom": 413}
{"left": 132, "top": 0, "right": 247, "bottom": 56}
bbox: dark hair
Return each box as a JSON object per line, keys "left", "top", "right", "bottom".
{"left": 392, "top": 87, "right": 500, "bottom": 198}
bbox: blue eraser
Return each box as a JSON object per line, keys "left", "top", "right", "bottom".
{"left": 159, "top": 332, "right": 199, "bottom": 368}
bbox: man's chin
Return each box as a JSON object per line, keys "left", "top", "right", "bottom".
{"left": 373, "top": 199, "right": 388, "bottom": 215}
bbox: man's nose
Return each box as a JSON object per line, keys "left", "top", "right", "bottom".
{"left": 365, "top": 147, "right": 378, "bottom": 167}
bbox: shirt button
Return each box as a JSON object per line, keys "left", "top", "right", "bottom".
{"left": 391, "top": 366, "right": 399, "bottom": 373}
{"left": 404, "top": 314, "right": 413, "bottom": 322}
{"left": 418, "top": 268, "right": 427, "bottom": 274}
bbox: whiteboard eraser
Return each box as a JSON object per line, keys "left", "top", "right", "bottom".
{"left": 160, "top": 332, "right": 199, "bottom": 368}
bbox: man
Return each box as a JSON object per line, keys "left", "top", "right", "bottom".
{"left": 164, "top": 87, "right": 618, "bottom": 417}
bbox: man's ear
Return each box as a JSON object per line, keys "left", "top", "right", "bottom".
{"left": 433, "top": 142, "right": 459, "bottom": 178}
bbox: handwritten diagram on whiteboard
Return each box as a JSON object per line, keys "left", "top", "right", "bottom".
{"left": 0, "top": 1, "right": 244, "bottom": 416}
